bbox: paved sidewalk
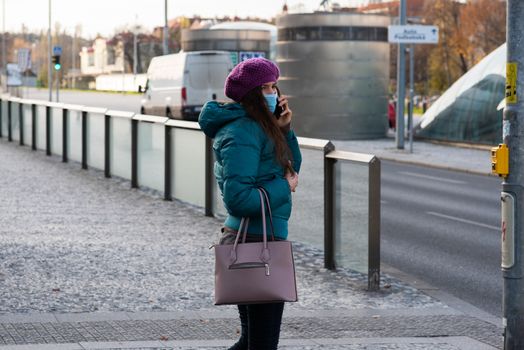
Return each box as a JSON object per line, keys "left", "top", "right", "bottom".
{"left": 0, "top": 138, "right": 502, "bottom": 349}
{"left": 335, "top": 136, "right": 492, "bottom": 176}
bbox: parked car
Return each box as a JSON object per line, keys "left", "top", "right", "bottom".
{"left": 139, "top": 51, "right": 233, "bottom": 121}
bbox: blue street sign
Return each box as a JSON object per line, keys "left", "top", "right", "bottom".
{"left": 53, "top": 46, "right": 62, "bottom": 56}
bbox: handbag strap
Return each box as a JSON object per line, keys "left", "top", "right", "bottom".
{"left": 232, "top": 189, "right": 269, "bottom": 249}
{"left": 233, "top": 188, "right": 276, "bottom": 244}
{"left": 258, "top": 187, "right": 276, "bottom": 241}
{"left": 233, "top": 217, "right": 250, "bottom": 247}
{"left": 231, "top": 190, "right": 270, "bottom": 263}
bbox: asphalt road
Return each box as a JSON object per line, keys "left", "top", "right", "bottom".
{"left": 19, "top": 88, "right": 504, "bottom": 317}
{"left": 381, "top": 160, "right": 502, "bottom": 317}
{"left": 20, "top": 88, "right": 142, "bottom": 112}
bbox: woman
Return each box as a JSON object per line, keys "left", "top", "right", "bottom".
{"left": 198, "top": 57, "right": 302, "bottom": 350}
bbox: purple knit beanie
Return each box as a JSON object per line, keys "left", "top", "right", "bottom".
{"left": 224, "top": 58, "right": 280, "bottom": 102}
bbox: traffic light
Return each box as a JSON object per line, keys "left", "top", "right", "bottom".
{"left": 52, "top": 55, "right": 61, "bottom": 71}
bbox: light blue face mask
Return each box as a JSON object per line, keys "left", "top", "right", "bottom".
{"left": 264, "top": 93, "right": 278, "bottom": 113}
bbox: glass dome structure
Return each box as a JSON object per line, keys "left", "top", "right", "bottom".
{"left": 415, "top": 44, "right": 506, "bottom": 145}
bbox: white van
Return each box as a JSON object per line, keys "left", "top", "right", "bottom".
{"left": 140, "top": 51, "right": 233, "bottom": 120}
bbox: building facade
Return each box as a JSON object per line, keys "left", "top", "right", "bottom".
{"left": 79, "top": 38, "right": 124, "bottom": 76}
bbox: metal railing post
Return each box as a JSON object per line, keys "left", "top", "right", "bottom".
{"left": 0, "top": 98, "right": 3, "bottom": 137}
{"left": 45, "top": 105, "right": 51, "bottom": 155}
{"left": 164, "top": 125, "right": 172, "bottom": 200}
{"left": 7, "top": 100, "right": 11, "bottom": 141}
{"left": 31, "top": 104, "right": 36, "bottom": 150}
{"left": 62, "top": 109, "right": 68, "bottom": 162}
{"left": 323, "top": 142, "right": 336, "bottom": 270}
{"left": 205, "top": 136, "right": 214, "bottom": 217}
{"left": 81, "top": 110, "right": 87, "bottom": 169}
{"left": 19, "top": 103, "right": 24, "bottom": 146}
{"left": 368, "top": 157, "right": 381, "bottom": 291}
{"left": 131, "top": 119, "right": 138, "bottom": 188}
{"left": 104, "top": 114, "right": 110, "bottom": 178}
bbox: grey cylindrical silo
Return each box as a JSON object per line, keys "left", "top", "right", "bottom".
{"left": 277, "top": 13, "right": 390, "bottom": 140}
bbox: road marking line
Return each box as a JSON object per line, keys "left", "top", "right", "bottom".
{"left": 399, "top": 171, "right": 466, "bottom": 184}
{"left": 426, "top": 211, "right": 499, "bottom": 231}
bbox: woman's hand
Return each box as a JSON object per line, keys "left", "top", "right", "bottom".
{"left": 285, "top": 171, "right": 298, "bottom": 192}
{"left": 276, "top": 95, "right": 292, "bottom": 129}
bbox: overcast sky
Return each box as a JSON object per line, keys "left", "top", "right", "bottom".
{"left": 2, "top": 0, "right": 370, "bottom": 38}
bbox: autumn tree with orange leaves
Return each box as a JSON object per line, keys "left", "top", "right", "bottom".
{"left": 422, "top": 0, "right": 506, "bottom": 94}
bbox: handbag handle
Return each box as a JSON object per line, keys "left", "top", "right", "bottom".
{"left": 230, "top": 189, "right": 272, "bottom": 263}
{"left": 258, "top": 187, "right": 276, "bottom": 241}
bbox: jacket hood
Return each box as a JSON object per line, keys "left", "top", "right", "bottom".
{"left": 198, "top": 101, "right": 248, "bottom": 138}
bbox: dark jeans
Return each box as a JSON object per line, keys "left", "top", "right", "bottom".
{"left": 220, "top": 228, "right": 285, "bottom": 350}
{"left": 229, "top": 302, "right": 285, "bottom": 350}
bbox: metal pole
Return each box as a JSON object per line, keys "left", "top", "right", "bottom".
{"left": 55, "top": 69, "right": 59, "bottom": 102}
{"left": 164, "top": 125, "right": 172, "bottom": 201}
{"left": 323, "top": 142, "right": 336, "bottom": 270}
{"left": 133, "top": 30, "right": 137, "bottom": 76}
{"left": 163, "top": 0, "right": 168, "bottom": 55}
{"left": 48, "top": 0, "right": 52, "bottom": 101}
{"left": 409, "top": 44, "right": 414, "bottom": 153}
{"left": 2, "top": 0, "right": 5, "bottom": 91}
{"left": 503, "top": 1, "right": 524, "bottom": 348}
{"left": 72, "top": 27, "right": 76, "bottom": 89}
{"left": 395, "top": 0, "right": 406, "bottom": 149}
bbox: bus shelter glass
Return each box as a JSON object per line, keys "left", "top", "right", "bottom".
{"left": 0, "top": 100, "right": 7, "bottom": 137}
{"left": 288, "top": 147, "right": 324, "bottom": 249}
{"left": 10, "top": 102, "right": 20, "bottom": 142}
{"left": 110, "top": 117, "right": 132, "bottom": 180}
{"left": 171, "top": 128, "right": 205, "bottom": 207}
{"left": 334, "top": 160, "right": 369, "bottom": 274}
{"left": 86, "top": 112, "right": 106, "bottom": 171}
{"left": 36, "top": 105, "right": 47, "bottom": 151}
{"left": 67, "top": 110, "right": 83, "bottom": 163}
{"left": 22, "top": 104, "right": 33, "bottom": 148}
{"left": 212, "top": 148, "right": 228, "bottom": 220}
{"left": 51, "top": 107, "right": 63, "bottom": 156}
{"left": 137, "top": 121, "right": 164, "bottom": 192}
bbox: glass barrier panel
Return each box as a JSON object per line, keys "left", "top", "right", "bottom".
{"left": 11, "top": 102, "right": 20, "bottom": 142}
{"left": 86, "top": 112, "right": 105, "bottom": 170}
{"left": 0, "top": 100, "right": 7, "bottom": 137}
{"left": 51, "top": 108, "right": 63, "bottom": 156}
{"left": 22, "top": 104, "right": 33, "bottom": 148}
{"left": 288, "top": 147, "right": 324, "bottom": 247}
{"left": 67, "top": 110, "right": 83, "bottom": 163}
{"left": 334, "top": 160, "right": 370, "bottom": 274}
{"left": 210, "top": 146, "right": 228, "bottom": 219}
{"left": 36, "top": 105, "right": 47, "bottom": 151}
{"left": 171, "top": 128, "right": 205, "bottom": 207}
{"left": 110, "top": 117, "right": 132, "bottom": 180}
{"left": 137, "top": 121, "right": 164, "bottom": 192}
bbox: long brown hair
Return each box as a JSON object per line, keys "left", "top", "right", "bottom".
{"left": 240, "top": 87, "right": 293, "bottom": 172}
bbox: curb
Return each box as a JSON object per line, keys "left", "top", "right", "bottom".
{"left": 377, "top": 155, "right": 494, "bottom": 177}
{"left": 381, "top": 263, "right": 502, "bottom": 328}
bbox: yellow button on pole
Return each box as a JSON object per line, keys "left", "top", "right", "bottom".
{"left": 491, "top": 144, "right": 509, "bottom": 177}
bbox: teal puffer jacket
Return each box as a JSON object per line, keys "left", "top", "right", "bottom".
{"left": 198, "top": 101, "right": 302, "bottom": 239}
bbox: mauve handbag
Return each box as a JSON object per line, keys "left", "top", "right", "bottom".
{"left": 213, "top": 188, "right": 298, "bottom": 305}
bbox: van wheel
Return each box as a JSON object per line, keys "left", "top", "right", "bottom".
{"left": 166, "top": 107, "right": 173, "bottom": 118}
{"left": 140, "top": 107, "right": 145, "bottom": 115}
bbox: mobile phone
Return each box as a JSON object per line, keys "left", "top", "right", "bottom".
{"left": 274, "top": 86, "right": 283, "bottom": 119}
